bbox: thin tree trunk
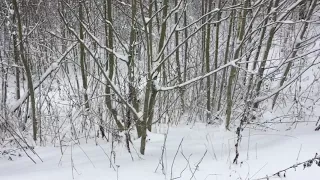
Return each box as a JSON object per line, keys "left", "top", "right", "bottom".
{"left": 128, "top": 0, "right": 139, "bottom": 132}
{"left": 13, "top": 0, "right": 37, "bottom": 141}
{"left": 217, "top": 0, "right": 235, "bottom": 112}
{"left": 213, "top": 0, "right": 221, "bottom": 111}
{"left": 79, "top": 1, "right": 90, "bottom": 111}
{"left": 225, "top": 0, "right": 248, "bottom": 130}
{"left": 140, "top": 0, "right": 153, "bottom": 154}
{"left": 175, "top": 0, "right": 185, "bottom": 113}
{"left": 183, "top": 2, "right": 188, "bottom": 83}
{"left": 13, "top": 12, "right": 20, "bottom": 101}
{"left": 253, "top": 0, "right": 280, "bottom": 108}
{"left": 205, "top": 0, "right": 213, "bottom": 121}
{"left": 0, "top": 51, "right": 8, "bottom": 119}
{"left": 146, "top": 0, "right": 168, "bottom": 132}
{"left": 245, "top": 0, "right": 273, "bottom": 106}
{"left": 104, "top": 0, "right": 123, "bottom": 131}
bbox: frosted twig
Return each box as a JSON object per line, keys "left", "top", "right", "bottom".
{"left": 189, "top": 150, "right": 207, "bottom": 180}
{"left": 170, "top": 138, "right": 184, "bottom": 180}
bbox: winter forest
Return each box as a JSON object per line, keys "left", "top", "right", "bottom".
{"left": 0, "top": 0, "right": 320, "bottom": 179}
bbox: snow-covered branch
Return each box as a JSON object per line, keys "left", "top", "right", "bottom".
{"left": 9, "top": 42, "right": 78, "bottom": 112}
{"left": 158, "top": 58, "right": 241, "bottom": 91}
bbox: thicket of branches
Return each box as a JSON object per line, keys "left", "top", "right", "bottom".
{"left": 0, "top": 0, "right": 319, "bottom": 157}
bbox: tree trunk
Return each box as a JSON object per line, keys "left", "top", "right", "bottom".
{"left": 205, "top": 0, "right": 213, "bottom": 121}
{"left": 225, "top": 0, "right": 248, "bottom": 130}
{"left": 104, "top": 0, "right": 123, "bottom": 131}
{"left": 245, "top": 0, "right": 273, "bottom": 107}
{"left": 13, "top": 0, "right": 37, "bottom": 141}
{"left": 79, "top": 1, "right": 90, "bottom": 111}
{"left": 217, "top": 2, "right": 235, "bottom": 112}
{"left": 213, "top": 0, "right": 221, "bottom": 112}
{"left": 253, "top": 0, "right": 280, "bottom": 108}
{"left": 175, "top": 0, "right": 185, "bottom": 113}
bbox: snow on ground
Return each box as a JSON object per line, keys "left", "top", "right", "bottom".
{"left": 0, "top": 123, "right": 319, "bottom": 180}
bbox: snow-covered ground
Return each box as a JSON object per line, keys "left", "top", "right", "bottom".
{"left": 1, "top": 123, "right": 319, "bottom": 180}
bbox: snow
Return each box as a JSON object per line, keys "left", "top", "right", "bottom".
{"left": 153, "top": 80, "right": 160, "bottom": 91}
{"left": 113, "top": 51, "right": 129, "bottom": 62}
{"left": 1, "top": 123, "right": 319, "bottom": 180}
{"left": 51, "top": 62, "right": 59, "bottom": 69}
{"left": 9, "top": 9, "right": 14, "bottom": 15}
{"left": 118, "top": 1, "right": 131, "bottom": 7}
{"left": 137, "top": 111, "right": 143, "bottom": 119}
{"left": 279, "top": 20, "right": 295, "bottom": 24}
{"left": 144, "top": 17, "right": 151, "bottom": 24}
{"left": 213, "top": 8, "right": 220, "bottom": 12}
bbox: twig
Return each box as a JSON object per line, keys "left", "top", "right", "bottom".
{"left": 170, "top": 138, "right": 184, "bottom": 180}
{"left": 206, "top": 134, "right": 217, "bottom": 160}
{"left": 58, "top": 145, "right": 69, "bottom": 166}
{"left": 247, "top": 127, "right": 251, "bottom": 160}
{"left": 155, "top": 126, "right": 169, "bottom": 175}
{"left": 116, "top": 165, "right": 120, "bottom": 180}
{"left": 71, "top": 138, "right": 96, "bottom": 168}
{"left": 0, "top": 116, "right": 42, "bottom": 163}
{"left": 296, "top": 144, "right": 302, "bottom": 161}
{"left": 189, "top": 150, "right": 207, "bottom": 180}
{"left": 70, "top": 143, "right": 80, "bottom": 179}
{"left": 129, "top": 137, "right": 143, "bottom": 160}
{"left": 4, "top": 123, "right": 36, "bottom": 164}
{"left": 172, "top": 150, "right": 192, "bottom": 180}
{"left": 315, "top": 117, "right": 320, "bottom": 131}
{"left": 204, "top": 174, "right": 222, "bottom": 180}
{"left": 250, "top": 163, "right": 268, "bottom": 180}
{"left": 98, "top": 144, "right": 116, "bottom": 171}
{"left": 316, "top": 116, "right": 320, "bottom": 126}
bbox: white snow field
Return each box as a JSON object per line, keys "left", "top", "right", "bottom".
{"left": 0, "top": 123, "right": 319, "bottom": 180}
